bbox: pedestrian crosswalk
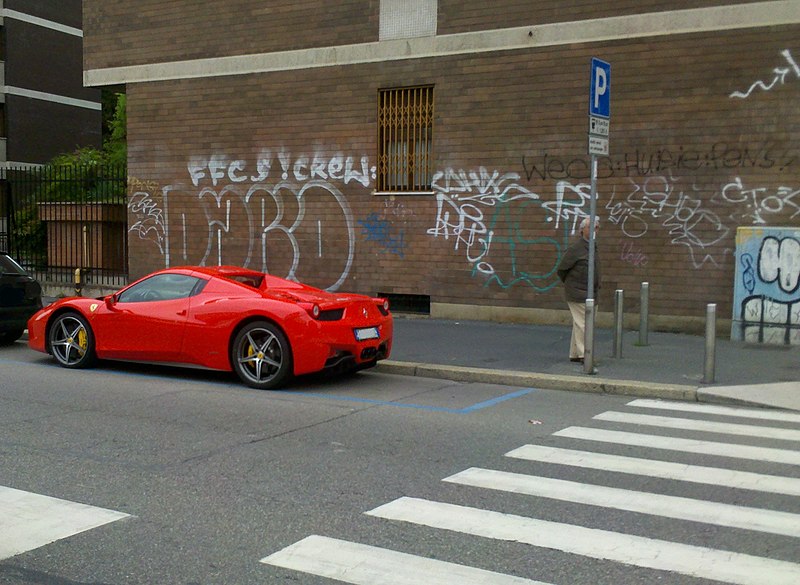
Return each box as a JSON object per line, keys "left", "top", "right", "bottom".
{"left": 261, "top": 398, "right": 800, "bottom": 585}
{"left": 265, "top": 535, "right": 552, "bottom": 585}
{"left": 593, "top": 410, "right": 800, "bottom": 441}
{"left": 443, "top": 467, "right": 800, "bottom": 537}
{"left": 504, "top": 444, "right": 800, "bottom": 495}
{"left": 554, "top": 426, "right": 800, "bottom": 464}
{"left": 0, "top": 486, "right": 129, "bottom": 560}
{"left": 366, "top": 497, "right": 800, "bottom": 585}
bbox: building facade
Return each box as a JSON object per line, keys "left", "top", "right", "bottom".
{"left": 1, "top": 0, "right": 101, "bottom": 165}
{"left": 0, "top": 0, "right": 102, "bottom": 253}
{"left": 82, "top": 1, "right": 800, "bottom": 333}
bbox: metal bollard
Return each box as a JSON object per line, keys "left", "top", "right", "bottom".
{"left": 74, "top": 267, "right": 83, "bottom": 296}
{"left": 584, "top": 298, "right": 596, "bottom": 374}
{"left": 639, "top": 282, "right": 650, "bottom": 346}
{"left": 703, "top": 303, "right": 717, "bottom": 384}
{"left": 613, "top": 289, "right": 624, "bottom": 358}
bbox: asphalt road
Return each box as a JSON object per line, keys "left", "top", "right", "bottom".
{"left": 1, "top": 340, "right": 798, "bottom": 585}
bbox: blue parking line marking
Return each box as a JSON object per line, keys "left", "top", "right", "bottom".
{"left": 459, "top": 388, "right": 536, "bottom": 412}
{"left": 286, "top": 388, "right": 535, "bottom": 414}
{"left": 2, "top": 357, "right": 535, "bottom": 412}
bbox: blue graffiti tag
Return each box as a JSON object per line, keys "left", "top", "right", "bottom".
{"left": 358, "top": 213, "right": 406, "bottom": 258}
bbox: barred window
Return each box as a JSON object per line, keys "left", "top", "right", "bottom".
{"left": 377, "top": 86, "right": 434, "bottom": 193}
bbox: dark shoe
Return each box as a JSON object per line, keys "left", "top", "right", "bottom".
{"left": 570, "top": 357, "right": 584, "bottom": 363}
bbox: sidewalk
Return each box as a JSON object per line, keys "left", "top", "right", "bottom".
{"left": 377, "top": 316, "right": 800, "bottom": 411}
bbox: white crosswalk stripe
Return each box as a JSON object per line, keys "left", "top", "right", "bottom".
{"left": 262, "top": 401, "right": 800, "bottom": 584}
{"left": 0, "top": 486, "right": 130, "bottom": 560}
{"left": 444, "top": 467, "right": 800, "bottom": 537}
{"left": 554, "top": 426, "right": 800, "bottom": 465}
{"left": 261, "top": 535, "right": 551, "bottom": 585}
{"left": 366, "top": 497, "right": 800, "bottom": 585}
{"left": 505, "top": 444, "right": 800, "bottom": 496}
{"left": 626, "top": 398, "right": 800, "bottom": 423}
{"left": 593, "top": 411, "right": 800, "bottom": 441}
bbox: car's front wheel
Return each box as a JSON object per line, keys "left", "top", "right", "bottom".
{"left": 49, "top": 312, "right": 97, "bottom": 368}
{"left": 231, "top": 321, "right": 292, "bottom": 389}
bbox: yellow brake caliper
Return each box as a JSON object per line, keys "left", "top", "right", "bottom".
{"left": 76, "top": 328, "right": 87, "bottom": 354}
{"left": 247, "top": 343, "right": 256, "bottom": 371}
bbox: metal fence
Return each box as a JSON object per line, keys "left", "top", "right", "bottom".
{"left": 0, "top": 164, "right": 128, "bottom": 286}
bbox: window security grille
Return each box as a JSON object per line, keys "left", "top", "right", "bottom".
{"left": 377, "top": 86, "right": 434, "bottom": 193}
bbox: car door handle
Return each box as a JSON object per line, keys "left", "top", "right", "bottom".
{"left": 177, "top": 310, "right": 187, "bottom": 316}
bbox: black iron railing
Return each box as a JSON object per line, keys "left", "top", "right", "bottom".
{"left": 0, "top": 164, "right": 128, "bottom": 286}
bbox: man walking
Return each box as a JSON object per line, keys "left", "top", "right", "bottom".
{"left": 557, "top": 218, "right": 601, "bottom": 363}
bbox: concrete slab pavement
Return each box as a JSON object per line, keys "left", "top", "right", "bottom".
{"left": 378, "top": 316, "right": 800, "bottom": 410}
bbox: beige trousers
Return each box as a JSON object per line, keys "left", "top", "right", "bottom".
{"left": 567, "top": 301, "right": 587, "bottom": 359}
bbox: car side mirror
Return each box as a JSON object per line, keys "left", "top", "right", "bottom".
{"left": 104, "top": 294, "right": 117, "bottom": 309}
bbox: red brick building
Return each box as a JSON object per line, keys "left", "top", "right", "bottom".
{"left": 82, "top": 1, "right": 799, "bottom": 330}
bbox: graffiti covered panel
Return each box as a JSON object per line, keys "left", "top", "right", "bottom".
{"left": 732, "top": 227, "right": 800, "bottom": 344}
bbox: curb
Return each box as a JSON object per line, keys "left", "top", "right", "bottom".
{"left": 375, "top": 360, "right": 699, "bottom": 402}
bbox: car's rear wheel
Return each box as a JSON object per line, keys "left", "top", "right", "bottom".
{"left": 49, "top": 312, "right": 97, "bottom": 368}
{"left": 231, "top": 321, "right": 292, "bottom": 389}
{"left": 0, "top": 329, "right": 23, "bottom": 346}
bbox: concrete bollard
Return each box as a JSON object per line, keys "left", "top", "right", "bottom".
{"left": 639, "top": 282, "right": 649, "bottom": 346}
{"left": 703, "top": 303, "right": 717, "bottom": 384}
{"left": 613, "top": 289, "right": 624, "bottom": 358}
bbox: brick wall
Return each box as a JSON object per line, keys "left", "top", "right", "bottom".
{"left": 83, "top": 0, "right": 378, "bottom": 70}
{"left": 88, "top": 2, "right": 799, "bottom": 322}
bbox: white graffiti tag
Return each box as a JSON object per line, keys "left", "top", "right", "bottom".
{"left": 730, "top": 49, "right": 800, "bottom": 99}
{"left": 427, "top": 167, "right": 559, "bottom": 290}
{"left": 759, "top": 236, "right": 800, "bottom": 294}
{"left": 605, "top": 175, "right": 730, "bottom": 268}
{"left": 720, "top": 177, "right": 800, "bottom": 224}
{"left": 541, "top": 181, "right": 592, "bottom": 234}
{"left": 128, "top": 178, "right": 166, "bottom": 253}
{"left": 187, "top": 152, "right": 375, "bottom": 188}
{"left": 127, "top": 152, "right": 367, "bottom": 292}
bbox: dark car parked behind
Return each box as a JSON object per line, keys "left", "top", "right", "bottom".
{"left": 0, "top": 252, "right": 43, "bottom": 345}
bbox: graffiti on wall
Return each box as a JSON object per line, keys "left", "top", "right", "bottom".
{"left": 730, "top": 49, "right": 800, "bottom": 99}
{"left": 427, "top": 167, "right": 563, "bottom": 290}
{"left": 187, "top": 152, "right": 375, "bottom": 188}
{"left": 717, "top": 177, "right": 800, "bottom": 225}
{"left": 620, "top": 241, "right": 648, "bottom": 267}
{"left": 604, "top": 174, "right": 731, "bottom": 268}
{"left": 733, "top": 227, "right": 800, "bottom": 344}
{"left": 128, "top": 152, "right": 376, "bottom": 291}
{"left": 522, "top": 141, "right": 795, "bottom": 180}
{"left": 358, "top": 213, "right": 406, "bottom": 258}
{"left": 128, "top": 177, "right": 167, "bottom": 254}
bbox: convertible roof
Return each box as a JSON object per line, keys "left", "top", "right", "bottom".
{"left": 168, "top": 265, "right": 304, "bottom": 290}
{"left": 172, "top": 265, "right": 263, "bottom": 279}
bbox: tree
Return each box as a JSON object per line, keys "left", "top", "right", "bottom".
{"left": 48, "top": 91, "right": 127, "bottom": 168}
{"left": 9, "top": 93, "right": 128, "bottom": 265}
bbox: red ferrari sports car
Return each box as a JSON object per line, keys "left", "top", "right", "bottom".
{"left": 27, "top": 266, "right": 393, "bottom": 389}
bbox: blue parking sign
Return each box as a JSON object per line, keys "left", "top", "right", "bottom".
{"left": 589, "top": 58, "right": 611, "bottom": 119}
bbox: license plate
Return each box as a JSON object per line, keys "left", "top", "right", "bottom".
{"left": 354, "top": 326, "right": 380, "bottom": 341}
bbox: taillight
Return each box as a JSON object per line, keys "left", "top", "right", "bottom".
{"left": 301, "top": 303, "right": 321, "bottom": 319}
{"left": 377, "top": 298, "right": 390, "bottom": 316}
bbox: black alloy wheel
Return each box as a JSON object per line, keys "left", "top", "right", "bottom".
{"left": 231, "top": 321, "right": 293, "bottom": 389}
{"left": 49, "top": 312, "right": 97, "bottom": 368}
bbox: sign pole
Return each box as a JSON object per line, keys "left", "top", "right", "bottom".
{"left": 584, "top": 57, "right": 610, "bottom": 375}
{"left": 584, "top": 156, "right": 598, "bottom": 374}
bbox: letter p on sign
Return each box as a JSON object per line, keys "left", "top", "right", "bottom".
{"left": 589, "top": 58, "right": 611, "bottom": 119}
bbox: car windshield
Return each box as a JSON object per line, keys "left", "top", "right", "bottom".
{"left": 0, "top": 255, "right": 27, "bottom": 275}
